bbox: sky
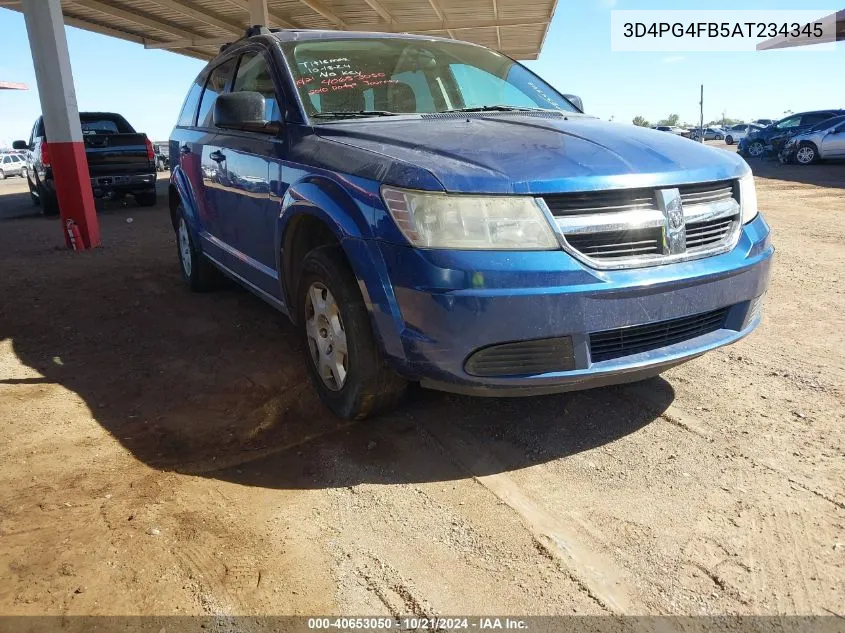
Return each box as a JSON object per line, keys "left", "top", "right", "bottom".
{"left": 0, "top": 0, "right": 842, "bottom": 146}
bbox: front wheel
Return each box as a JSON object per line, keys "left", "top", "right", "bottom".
{"left": 715, "top": 134, "right": 724, "bottom": 141}
{"left": 748, "top": 141, "right": 765, "bottom": 158}
{"left": 0, "top": 169, "right": 5, "bottom": 180}
{"left": 725, "top": 136, "right": 734, "bottom": 145}
{"left": 298, "top": 246, "right": 406, "bottom": 420}
{"left": 795, "top": 142, "right": 818, "bottom": 165}
{"left": 19, "top": 167, "right": 27, "bottom": 179}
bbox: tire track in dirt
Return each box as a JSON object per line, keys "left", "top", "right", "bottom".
{"left": 418, "top": 417, "right": 633, "bottom": 614}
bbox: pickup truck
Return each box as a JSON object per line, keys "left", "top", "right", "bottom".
{"left": 169, "top": 27, "right": 772, "bottom": 419}
{"left": 14, "top": 112, "right": 157, "bottom": 215}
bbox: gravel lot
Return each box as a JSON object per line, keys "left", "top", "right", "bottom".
{"left": 0, "top": 149, "right": 843, "bottom": 617}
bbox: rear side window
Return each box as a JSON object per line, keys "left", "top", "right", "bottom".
{"left": 197, "top": 58, "right": 236, "bottom": 128}
{"left": 801, "top": 112, "right": 834, "bottom": 126}
{"left": 177, "top": 77, "right": 204, "bottom": 127}
{"left": 232, "top": 52, "right": 281, "bottom": 121}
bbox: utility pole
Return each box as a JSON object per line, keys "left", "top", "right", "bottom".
{"left": 699, "top": 85, "right": 704, "bottom": 143}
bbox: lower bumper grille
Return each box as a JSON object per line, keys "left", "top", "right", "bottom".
{"left": 465, "top": 337, "right": 575, "bottom": 377}
{"left": 589, "top": 307, "right": 729, "bottom": 363}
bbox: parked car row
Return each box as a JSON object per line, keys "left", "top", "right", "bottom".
{"left": 737, "top": 109, "right": 845, "bottom": 164}
{"left": 12, "top": 112, "right": 158, "bottom": 215}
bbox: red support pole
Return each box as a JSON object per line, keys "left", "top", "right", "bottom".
{"left": 22, "top": 0, "right": 100, "bottom": 249}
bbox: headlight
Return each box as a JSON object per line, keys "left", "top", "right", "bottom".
{"left": 381, "top": 187, "right": 559, "bottom": 250}
{"left": 739, "top": 172, "right": 758, "bottom": 224}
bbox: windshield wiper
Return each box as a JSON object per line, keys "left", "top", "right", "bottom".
{"left": 312, "top": 110, "right": 399, "bottom": 119}
{"left": 441, "top": 105, "right": 553, "bottom": 113}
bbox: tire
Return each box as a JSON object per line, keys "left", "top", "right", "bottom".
{"left": 135, "top": 191, "right": 157, "bottom": 207}
{"left": 40, "top": 185, "right": 59, "bottom": 216}
{"left": 175, "top": 206, "right": 218, "bottom": 292}
{"left": 725, "top": 136, "right": 734, "bottom": 145}
{"left": 748, "top": 141, "right": 765, "bottom": 158}
{"left": 298, "top": 245, "right": 406, "bottom": 420}
{"left": 715, "top": 135, "right": 724, "bottom": 141}
{"left": 19, "top": 167, "right": 27, "bottom": 179}
{"left": 795, "top": 142, "right": 818, "bottom": 165}
{"left": 0, "top": 169, "right": 5, "bottom": 180}
{"left": 28, "top": 177, "right": 39, "bottom": 206}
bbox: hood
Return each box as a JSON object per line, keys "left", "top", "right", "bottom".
{"left": 314, "top": 114, "right": 748, "bottom": 194}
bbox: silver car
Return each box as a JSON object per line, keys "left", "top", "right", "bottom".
{"left": 780, "top": 115, "right": 845, "bottom": 164}
{"left": 0, "top": 153, "right": 27, "bottom": 179}
{"left": 724, "top": 123, "right": 763, "bottom": 145}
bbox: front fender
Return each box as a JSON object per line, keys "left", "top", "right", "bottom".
{"left": 170, "top": 165, "right": 201, "bottom": 235}
{"left": 277, "top": 177, "right": 408, "bottom": 363}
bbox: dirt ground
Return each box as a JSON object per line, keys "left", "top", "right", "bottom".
{"left": 0, "top": 151, "right": 843, "bottom": 618}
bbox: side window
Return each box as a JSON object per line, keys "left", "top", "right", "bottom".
{"left": 196, "top": 58, "right": 236, "bottom": 128}
{"left": 177, "top": 77, "right": 204, "bottom": 127}
{"left": 801, "top": 112, "right": 833, "bottom": 126}
{"left": 232, "top": 52, "right": 281, "bottom": 121}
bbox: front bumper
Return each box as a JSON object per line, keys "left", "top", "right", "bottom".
{"left": 374, "top": 214, "right": 773, "bottom": 396}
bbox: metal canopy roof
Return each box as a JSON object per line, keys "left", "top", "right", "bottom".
{"left": 1, "top": 0, "right": 556, "bottom": 60}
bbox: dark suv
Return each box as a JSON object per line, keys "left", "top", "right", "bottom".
{"left": 738, "top": 110, "right": 845, "bottom": 158}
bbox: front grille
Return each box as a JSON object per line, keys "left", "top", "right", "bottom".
{"left": 465, "top": 337, "right": 575, "bottom": 377}
{"left": 685, "top": 216, "right": 735, "bottom": 250}
{"left": 678, "top": 181, "right": 737, "bottom": 205}
{"left": 565, "top": 227, "right": 662, "bottom": 258}
{"left": 543, "top": 188, "right": 656, "bottom": 216}
{"left": 545, "top": 179, "right": 741, "bottom": 269}
{"left": 589, "top": 307, "right": 729, "bottom": 362}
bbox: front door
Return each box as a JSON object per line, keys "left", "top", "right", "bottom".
{"left": 821, "top": 124, "right": 845, "bottom": 158}
{"left": 212, "top": 50, "right": 287, "bottom": 301}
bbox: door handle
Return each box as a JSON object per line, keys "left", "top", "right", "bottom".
{"left": 179, "top": 145, "right": 191, "bottom": 155}
{"left": 209, "top": 150, "right": 226, "bottom": 163}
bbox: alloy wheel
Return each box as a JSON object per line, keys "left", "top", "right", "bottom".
{"left": 748, "top": 142, "right": 765, "bottom": 157}
{"left": 796, "top": 146, "right": 815, "bottom": 164}
{"left": 304, "top": 282, "right": 348, "bottom": 391}
{"left": 178, "top": 218, "right": 192, "bottom": 277}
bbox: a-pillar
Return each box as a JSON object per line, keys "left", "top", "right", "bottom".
{"left": 22, "top": 0, "right": 99, "bottom": 249}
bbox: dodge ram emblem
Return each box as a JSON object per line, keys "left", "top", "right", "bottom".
{"left": 668, "top": 204, "right": 684, "bottom": 230}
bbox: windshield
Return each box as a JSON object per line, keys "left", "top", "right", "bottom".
{"left": 280, "top": 38, "right": 577, "bottom": 120}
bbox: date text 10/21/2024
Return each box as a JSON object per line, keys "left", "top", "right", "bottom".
{"left": 307, "top": 618, "right": 529, "bottom": 630}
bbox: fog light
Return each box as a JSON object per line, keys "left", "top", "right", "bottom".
{"left": 465, "top": 337, "right": 575, "bottom": 377}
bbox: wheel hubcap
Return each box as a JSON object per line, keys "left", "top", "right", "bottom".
{"left": 749, "top": 142, "right": 764, "bottom": 157}
{"left": 796, "top": 147, "right": 814, "bottom": 164}
{"left": 178, "top": 218, "right": 192, "bottom": 277}
{"left": 305, "top": 282, "right": 348, "bottom": 391}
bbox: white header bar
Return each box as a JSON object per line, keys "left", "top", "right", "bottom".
{"left": 611, "top": 10, "right": 837, "bottom": 52}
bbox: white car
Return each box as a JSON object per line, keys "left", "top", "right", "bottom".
{"left": 724, "top": 123, "right": 764, "bottom": 146}
{"left": 0, "top": 152, "right": 27, "bottom": 179}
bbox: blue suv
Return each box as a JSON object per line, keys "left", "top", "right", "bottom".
{"left": 169, "top": 28, "right": 773, "bottom": 419}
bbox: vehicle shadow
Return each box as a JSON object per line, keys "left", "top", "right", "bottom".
{"left": 0, "top": 210, "right": 674, "bottom": 490}
{"left": 0, "top": 186, "right": 39, "bottom": 220}
{"left": 748, "top": 157, "right": 845, "bottom": 189}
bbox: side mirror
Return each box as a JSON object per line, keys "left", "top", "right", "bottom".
{"left": 562, "top": 94, "right": 583, "bottom": 112}
{"left": 12, "top": 140, "right": 28, "bottom": 150}
{"left": 213, "top": 91, "right": 281, "bottom": 135}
